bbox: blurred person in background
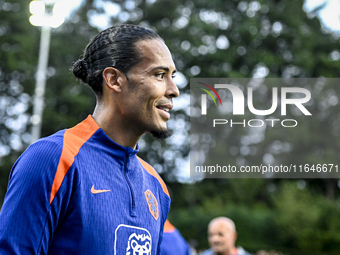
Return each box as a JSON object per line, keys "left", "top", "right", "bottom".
{"left": 200, "top": 217, "right": 251, "bottom": 255}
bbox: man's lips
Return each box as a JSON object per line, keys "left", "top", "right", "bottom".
{"left": 155, "top": 99, "right": 173, "bottom": 112}
{"left": 156, "top": 103, "right": 173, "bottom": 120}
{"left": 156, "top": 104, "right": 173, "bottom": 112}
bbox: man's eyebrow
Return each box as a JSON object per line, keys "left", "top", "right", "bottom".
{"left": 152, "top": 66, "right": 177, "bottom": 74}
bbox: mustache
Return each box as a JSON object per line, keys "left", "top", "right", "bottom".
{"left": 156, "top": 98, "right": 173, "bottom": 105}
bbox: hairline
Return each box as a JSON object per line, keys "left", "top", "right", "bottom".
{"left": 208, "top": 217, "right": 236, "bottom": 233}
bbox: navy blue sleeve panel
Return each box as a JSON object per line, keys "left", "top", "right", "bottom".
{"left": 0, "top": 134, "right": 65, "bottom": 254}
{"left": 160, "top": 223, "right": 191, "bottom": 255}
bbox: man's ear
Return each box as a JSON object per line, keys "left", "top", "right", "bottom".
{"left": 102, "top": 67, "right": 124, "bottom": 92}
{"left": 233, "top": 232, "right": 238, "bottom": 242}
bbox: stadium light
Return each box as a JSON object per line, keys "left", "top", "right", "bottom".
{"left": 29, "top": 0, "right": 65, "bottom": 28}
{"left": 29, "top": 0, "right": 66, "bottom": 143}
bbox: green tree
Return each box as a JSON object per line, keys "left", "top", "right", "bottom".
{"left": 0, "top": 0, "right": 38, "bottom": 199}
{"left": 0, "top": 0, "right": 99, "bottom": 201}
{"left": 1, "top": 0, "right": 340, "bottom": 254}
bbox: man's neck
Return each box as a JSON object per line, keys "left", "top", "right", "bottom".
{"left": 214, "top": 247, "right": 238, "bottom": 255}
{"left": 230, "top": 247, "right": 239, "bottom": 255}
{"left": 92, "top": 107, "right": 142, "bottom": 149}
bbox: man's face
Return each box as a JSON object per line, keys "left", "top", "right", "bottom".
{"left": 208, "top": 221, "right": 236, "bottom": 255}
{"left": 117, "top": 39, "right": 179, "bottom": 138}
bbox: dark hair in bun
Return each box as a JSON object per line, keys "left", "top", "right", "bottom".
{"left": 72, "top": 59, "right": 88, "bottom": 83}
{"left": 71, "top": 24, "right": 162, "bottom": 94}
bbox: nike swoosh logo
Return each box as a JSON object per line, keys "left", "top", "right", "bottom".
{"left": 91, "top": 185, "right": 111, "bottom": 194}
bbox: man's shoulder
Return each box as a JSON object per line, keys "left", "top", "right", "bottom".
{"left": 10, "top": 120, "right": 93, "bottom": 179}
{"left": 237, "top": 246, "right": 251, "bottom": 255}
{"left": 7, "top": 131, "right": 66, "bottom": 192}
{"left": 199, "top": 247, "right": 251, "bottom": 255}
{"left": 22, "top": 130, "right": 65, "bottom": 159}
{"left": 137, "top": 156, "right": 170, "bottom": 198}
{"left": 199, "top": 248, "right": 213, "bottom": 255}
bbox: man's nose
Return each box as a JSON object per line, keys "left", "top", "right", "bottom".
{"left": 209, "top": 235, "right": 219, "bottom": 243}
{"left": 166, "top": 78, "right": 180, "bottom": 98}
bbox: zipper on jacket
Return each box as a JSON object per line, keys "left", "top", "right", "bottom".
{"left": 124, "top": 154, "right": 136, "bottom": 217}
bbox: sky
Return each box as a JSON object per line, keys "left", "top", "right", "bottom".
{"left": 303, "top": 0, "right": 340, "bottom": 33}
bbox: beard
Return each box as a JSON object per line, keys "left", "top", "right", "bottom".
{"left": 150, "top": 129, "right": 172, "bottom": 140}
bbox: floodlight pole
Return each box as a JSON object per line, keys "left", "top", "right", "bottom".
{"left": 30, "top": 25, "right": 51, "bottom": 143}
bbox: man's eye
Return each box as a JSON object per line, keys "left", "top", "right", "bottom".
{"left": 171, "top": 74, "right": 176, "bottom": 79}
{"left": 156, "top": 73, "right": 165, "bottom": 78}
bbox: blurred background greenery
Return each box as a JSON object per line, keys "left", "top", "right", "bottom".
{"left": 1, "top": 0, "right": 340, "bottom": 254}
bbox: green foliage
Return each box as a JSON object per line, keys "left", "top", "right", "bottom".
{"left": 168, "top": 181, "right": 279, "bottom": 253}
{"left": 0, "top": 0, "right": 98, "bottom": 201}
{"left": 168, "top": 179, "right": 340, "bottom": 254}
{"left": 272, "top": 181, "right": 340, "bottom": 254}
{"left": 1, "top": 0, "right": 340, "bottom": 254}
